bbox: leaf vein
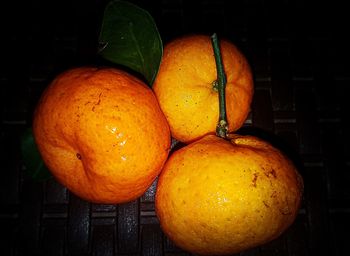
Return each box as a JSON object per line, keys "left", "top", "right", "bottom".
{"left": 128, "top": 22, "right": 145, "bottom": 75}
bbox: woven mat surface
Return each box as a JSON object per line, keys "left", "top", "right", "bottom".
{"left": 1, "top": 0, "right": 349, "bottom": 255}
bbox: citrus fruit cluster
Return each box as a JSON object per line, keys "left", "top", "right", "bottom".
{"left": 154, "top": 35, "right": 303, "bottom": 255}
{"left": 32, "top": 34, "right": 303, "bottom": 255}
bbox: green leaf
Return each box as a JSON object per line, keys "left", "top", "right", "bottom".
{"left": 20, "top": 128, "right": 52, "bottom": 181}
{"left": 98, "top": 0, "right": 163, "bottom": 85}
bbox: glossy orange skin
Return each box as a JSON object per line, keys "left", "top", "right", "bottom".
{"left": 33, "top": 67, "right": 171, "bottom": 204}
{"left": 153, "top": 35, "right": 254, "bottom": 143}
{"left": 156, "top": 134, "right": 303, "bottom": 255}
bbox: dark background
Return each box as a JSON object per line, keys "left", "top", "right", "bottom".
{"left": 1, "top": 0, "right": 349, "bottom": 255}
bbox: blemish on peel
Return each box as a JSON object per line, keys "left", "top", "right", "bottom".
{"left": 263, "top": 201, "right": 270, "bottom": 208}
{"left": 270, "top": 168, "right": 277, "bottom": 178}
{"left": 121, "top": 155, "right": 127, "bottom": 161}
{"left": 97, "top": 92, "right": 102, "bottom": 105}
{"left": 252, "top": 173, "right": 258, "bottom": 187}
{"left": 76, "top": 153, "right": 82, "bottom": 160}
{"left": 271, "top": 191, "right": 278, "bottom": 198}
{"left": 279, "top": 207, "right": 292, "bottom": 215}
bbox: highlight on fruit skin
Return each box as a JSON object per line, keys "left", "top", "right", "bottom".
{"left": 153, "top": 34, "right": 254, "bottom": 143}
{"left": 155, "top": 134, "right": 303, "bottom": 255}
{"left": 32, "top": 67, "right": 171, "bottom": 204}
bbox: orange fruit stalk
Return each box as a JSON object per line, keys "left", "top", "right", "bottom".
{"left": 211, "top": 33, "right": 228, "bottom": 139}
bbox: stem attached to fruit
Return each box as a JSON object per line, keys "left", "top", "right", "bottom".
{"left": 211, "top": 33, "right": 228, "bottom": 139}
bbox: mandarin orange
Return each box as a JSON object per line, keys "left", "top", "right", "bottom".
{"left": 33, "top": 67, "right": 171, "bottom": 203}
{"left": 153, "top": 35, "right": 254, "bottom": 143}
{"left": 156, "top": 134, "right": 303, "bottom": 255}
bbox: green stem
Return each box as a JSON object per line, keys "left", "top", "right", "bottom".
{"left": 211, "top": 33, "right": 228, "bottom": 139}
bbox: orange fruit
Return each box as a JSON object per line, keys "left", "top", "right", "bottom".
{"left": 33, "top": 67, "right": 171, "bottom": 204}
{"left": 156, "top": 134, "right": 303, "bottom": 255}
{"left": 153, "top": 34, "right": 254, "bottom": 143}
